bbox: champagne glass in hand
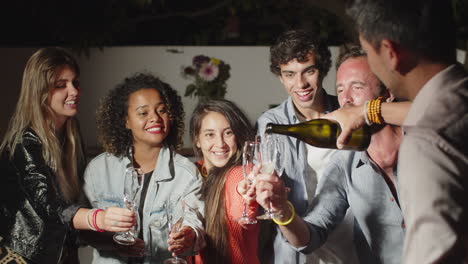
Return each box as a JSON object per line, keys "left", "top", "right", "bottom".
{"left": 237, "top": 140, "right": 260, "bottom": 225}
{"left": 164, "top": 200, "right": 187, "bottom": 264}
{"left": 274, "top": 135, "right": 285, "bottom": 177}
{"left": 113, "top": 168, "right": 142, "bottom": 245}
{"left": 257, "top": 134, "right": 284, "bottom": 220}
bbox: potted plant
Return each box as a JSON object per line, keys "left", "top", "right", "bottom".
{"left": 182, "top": 55, "right": 231, "bottom": 102}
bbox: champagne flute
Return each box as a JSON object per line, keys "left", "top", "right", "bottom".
{"left": 237, "top": 140, "right": 260, "bottom": 225}
{"left": 113, "top": 167, "right": 142, "bottom": 245}
{"left": 164, "top": 199, "right": 187, "bottom": 264}
{"left": 274, "top": 135, "right": 285, "bottom": 177}
{"left": 257, "top": 134, "right": 283, "bottom": 220}
{"left": 273, "top": 135, "right": 285, "bottom": 218}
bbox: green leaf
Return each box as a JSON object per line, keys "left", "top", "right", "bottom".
{"left": 184, "top": 84, "right": 197, "bottom": 97}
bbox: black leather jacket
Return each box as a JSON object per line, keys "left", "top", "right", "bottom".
{"left": 0, "top": 130, "right": 81, "bottom": 263}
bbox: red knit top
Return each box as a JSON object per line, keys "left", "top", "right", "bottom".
{"left": 195, "top": 165, "right": 260, "bottom": 264}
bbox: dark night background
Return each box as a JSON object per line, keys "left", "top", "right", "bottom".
{"left": 1, "top": 0, "right": 466, "bottom": 57}
{"left": 0, "top": 0, "right": 361, "bottom": 52}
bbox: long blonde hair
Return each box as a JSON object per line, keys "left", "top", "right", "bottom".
{"left": 0, "top": 47, "right": 85, "bottom": 202}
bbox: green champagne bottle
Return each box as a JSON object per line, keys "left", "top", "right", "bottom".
{"left": 265, "top": 119, "right": 370, "bottom": 151}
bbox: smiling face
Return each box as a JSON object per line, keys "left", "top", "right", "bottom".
{"left": 195, "top": 111, "right": 237, "bottom": 171}
{"left": 125, "top": 88, "right": 170, "bottom": 150}
{"left": 336, "top": 57, "right": 381, "bottom": 107}
{"left": 48, "top": 65, "right": 80, "bottom": 129}
{"left": 279, "top": 53, "right": 323, "bottom": 116}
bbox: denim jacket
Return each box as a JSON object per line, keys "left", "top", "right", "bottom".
{"left": 83, "top": 146, "right": 205, "bottom": 264}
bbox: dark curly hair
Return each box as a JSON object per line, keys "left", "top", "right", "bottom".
{"left": 270, "top": 29, "right": 331, "bottom": 81}
{"left": 96, "top": 72, "right": 185, "bottom": 157}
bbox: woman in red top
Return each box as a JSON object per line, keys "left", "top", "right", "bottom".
{"left": 189, "top": 99, "right": 260, "bottom": 264}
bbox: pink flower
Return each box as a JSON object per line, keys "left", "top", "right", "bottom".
{"left": 198, "top": 63, "right": 219, "bottom": 81}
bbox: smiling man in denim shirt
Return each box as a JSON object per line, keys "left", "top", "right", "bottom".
{"left": 256, "top": 46, "right": 405, "bottom": 264}
{"left": 256, "top": 29, "right": 357, "bottom": 264}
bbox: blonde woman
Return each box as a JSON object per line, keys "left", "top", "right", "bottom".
{"left": 0, "top": 47, "right": 135, "bottom": 264}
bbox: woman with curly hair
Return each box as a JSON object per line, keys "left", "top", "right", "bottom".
{"left": 189, "top": 99, "right": 262, "bottom": 264}
{"left": 83, "top": 72, "right": 205, "bottom": 263}
{"left": 0, "top": 47, "right": 135, "bottom": 264}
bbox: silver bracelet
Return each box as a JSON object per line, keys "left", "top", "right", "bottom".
{"left": 364, "top": 100, "right": 373, "bottom": 126}
{"left": 86, "top": 209, "right": 97, "bottom": 231}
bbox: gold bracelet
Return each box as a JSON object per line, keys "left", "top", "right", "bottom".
{"left": 369, "top": 99, "right": 378, "bottom": 123}
{"left": 272, "top": 201, "right": 295, "bottom": 226}
{"left": 367, "top": 97, "right": 384, "bottom": 124}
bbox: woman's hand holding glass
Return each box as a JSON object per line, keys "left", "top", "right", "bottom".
{"left": 113, "top": 168, "right": 143, "bottom": 245}
{"left": 167, "top": 225, "right": 196, "bottom": 256}
{"left": 237, "top": 171, "right": 258, "bottom": 206}
{"left": 98, "top": 207, "right": 137, "bottom": 233}
{"left": 164, "top": 200, "right": 191, "bottom": 264}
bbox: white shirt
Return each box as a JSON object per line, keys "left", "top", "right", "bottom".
{"left": 399, "top": 64, "right": 468, "bottom": 263}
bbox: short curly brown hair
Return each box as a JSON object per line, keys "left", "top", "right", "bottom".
{"left": 96, "top": 73, "right": 185, "bottom": 157}
{"left": 270, "top": 29, "right": 331, "bottom": 81}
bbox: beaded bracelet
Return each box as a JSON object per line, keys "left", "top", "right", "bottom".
{"left": 272, "top": 201, "right": 295, "bottom": 226}
{"left": 86, "top": 209, "right": 97, "bottom": 231}
{"left": 367, "top": 97, "right": 384, "bottom": 124}
{"left": 92, "top": 209, "right": 105, "bottom": 232}
{"left": 367, "top": 99, "right": 376, "bottom": 124}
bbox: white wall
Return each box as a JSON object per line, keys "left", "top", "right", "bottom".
{"left": 76, "top": 46, "right": 340, "bottom": 150}
{"left": 1, "top": 47, "right": 465, "bottom": 151}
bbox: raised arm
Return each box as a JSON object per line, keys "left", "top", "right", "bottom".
{"left": 256, "top": 158, "right": 350, "bottom": 252}
{"left": 324, "top": 101, "right": 411, "bottom": 149}
{"left": 255, "top": 172, "right": 310, "bottom": 247}
{"left": 12, "top": 133, "right": 135, "bottom": 237}
{"left": 380, "top": 101, "right": 411, "bottom": 126}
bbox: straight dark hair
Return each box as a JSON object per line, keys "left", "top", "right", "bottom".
{"left": 190, "top": 99, "right": 254, "bottom": 159}
{"left": 191, "top": 99, "right": 255, "bottom": 263}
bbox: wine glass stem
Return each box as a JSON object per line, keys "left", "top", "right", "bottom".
{"left": 267, "top": 201, "right": 273, "bottom": 217}
{"left": 243, "top": 201, "right": 248, "bottom": 217}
